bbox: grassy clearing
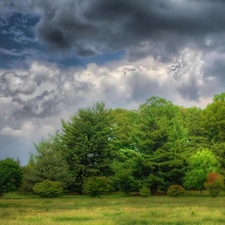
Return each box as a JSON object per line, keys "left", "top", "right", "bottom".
{"left": 1, "top": 193, "right": 225, "bottom": 225}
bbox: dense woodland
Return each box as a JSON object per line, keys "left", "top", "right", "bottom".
{"left": 2, "top": 93, "right": 225, "bottom": 197}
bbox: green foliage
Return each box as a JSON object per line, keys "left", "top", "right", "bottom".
{"left": 33, "top": 180, "right": 63, "bottom": 198}
{"left": 21, "top": 139, "right": 73, "bottom": 195}
{"left": 111, "top": 108, "right": 138, "bottom": 150}
{"left": 150, "top": 148, "right": 185, "bottom": 191}
{"left": 202, "top": 93, "right": 225, "bottom": 143}
{"left": 112, "top": 149, "right": 150, "bottom": 194}
{"left": 183, "top": 149, "right": 220, "bottom": 193}
{"left": 135, "top": 97, "right": 179, "bottom": 154}
{"left": 18, "top": 166, "right": 35, "bottom": 195}
{"left": 211, "top": 143, "right": 225, "bottom": 177}
{"left": 204, "top": 172, "right": 224, "bottom": 197}
{"left": 183, "top": 169, "right": 206, "bottom": 193}
{"left": 82, "top": 177, "right": 110, "bottom": 197}
{"left": 0, "top": 158, "right": 23, "bottom": 198}
{"left": 113, "top": 168, "right": 137, "bottom": 194}
{"left": 32, "top": 139, "right": 73, "bottom": 188}
{"left": 167, "top": 185, "right": 186, "bottom": 197}
{"left": 17, "top": 93, "right": 225, "bottom": 197}
{"left": 60, "top": 101, "right": 114, "bottom": 193}
{"left": 139, "top": 186, "right": 151, "bottom": 197}
{"left": 213, "top": 92, "right": 225, "bottom": 102}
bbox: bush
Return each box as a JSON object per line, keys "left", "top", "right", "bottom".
{"left": 139, "top": 186, "right": 151, "bottom": 197}
{"left": 33, "top": 180, "right": 63, "bottom": 198}
{"left": 204, "top": 172, "right": 224, "bottom": 197}
{"left": 167, "top": 185, "right": 186, "bottom": 197}
{"left": 82, "top": 176, "right": 110, "bottom": 197}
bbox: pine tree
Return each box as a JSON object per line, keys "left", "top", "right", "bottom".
{"left": 60, "top": 101, "right": 114, "bottom": 193}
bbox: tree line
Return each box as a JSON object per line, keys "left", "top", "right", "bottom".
{"left": 2, "top": 93, "right": 225, "bottom": 197}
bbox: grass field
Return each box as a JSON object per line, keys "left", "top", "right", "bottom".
{"left": 1, "top": 192, "right": 225, "bottom": 225}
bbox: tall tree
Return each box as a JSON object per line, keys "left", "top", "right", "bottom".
{"left": 148, "top": 117, "right": 187, "bottom": 191}
{"left": 60, "top": 101, "right": 114, "bottom": 193}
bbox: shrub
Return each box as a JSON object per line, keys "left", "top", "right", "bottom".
{"left": 82, "top": 176, "right": 110, "bottom": 197}
{"left": 33, "top": 180, "right": 63, "bottom": 198}
{"left": 167, "top": 185, "right": 186, "bottom": 197}
{"left": 139, "top": 186, "right": 151, "bottom": 197}
{"left": 204, "top": 172, "right": 224, "bottom": 197}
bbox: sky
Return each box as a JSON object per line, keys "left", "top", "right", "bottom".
{"left": 0, "top": 0, "right": 225, "bottom": 165}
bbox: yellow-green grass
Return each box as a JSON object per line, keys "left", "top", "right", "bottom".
{"left": 1, "top": 193, "right": 225, "bottom": 225}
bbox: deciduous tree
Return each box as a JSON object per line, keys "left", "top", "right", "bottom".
{"left": 0, "top": 158, "right": 23, "bottom": 198}
{"left": 183, "top": 149, "right": 220, "bottom": 194}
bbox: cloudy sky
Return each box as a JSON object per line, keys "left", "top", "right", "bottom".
{"left": 0, "top": 0, "right": 225, "bottom": 164}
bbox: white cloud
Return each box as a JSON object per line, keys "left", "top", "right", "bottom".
{"left": 0, "top": 47, "right": 219, "bottom": 163}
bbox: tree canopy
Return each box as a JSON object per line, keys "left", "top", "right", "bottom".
{"left": 0, "top": 158, "right": 23, "bottom": 197}
{"left": 14, "top": 92, "right": 225, "bottom": 196}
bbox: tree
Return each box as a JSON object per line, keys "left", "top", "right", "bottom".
{"left": 202, "top": 93, "right": 225, "bottom": 143}
{"left": 0, "top": 158, "right": 23, "bottom": 198}
{"left": 32, "top": 139, "right": 73, "bottom": 189}
{"left": 59, "top": 101, "right": 114, "bottom": 193}
{"left": 134, "top": 96, "right": 179, "bottom": 154}
{"left": 204, "top": 172, "right": 224, "bottom": 197}
{"left": 150, "top": 149, "right": 185, "bottom": 192}
{"left": 212, "top": 143, "right": 225, "bottom": 177}
{"left": 213, "top": 92, "right": 225, "bottom": 102}
{"left": 183, "top": 149, "right": 220, "bottom": 194}
{"left": 112, "top": 149, "right": 155, "bottom": 194}
{"left": 144, "top": 116, "right": 187, "bottom": 192}
{"left": 21, "top": 139, "right": 73, "bottom": 194}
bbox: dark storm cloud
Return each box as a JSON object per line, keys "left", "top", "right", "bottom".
{"left": 11, "top": 90, "right": 63, "bottom": 118}
{"left": 126, "top": 72, "right": 160, "bottom": 101}
{"left": 202, "top": 52, "right": 225, "bottom": 83}
{"left": 176, "top": 78, "right": 200, "bottom": 101}
{"left": 30, "top": 0, "right": 225, "bottom": 59}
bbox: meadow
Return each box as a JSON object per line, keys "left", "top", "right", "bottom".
{"left": 1, "top": 192, "right": 225, "bottom": 225}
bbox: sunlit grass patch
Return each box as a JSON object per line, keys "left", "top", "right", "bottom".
{"left": 1, "top": 194, "right": 225, "bottom": 224}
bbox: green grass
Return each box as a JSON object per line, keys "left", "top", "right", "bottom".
{"left": 0, "top": 192, "right": 225, "bottom": 225}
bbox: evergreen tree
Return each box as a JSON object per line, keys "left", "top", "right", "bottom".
{"left": 60, "top": 101, "right": 114, "bottom": 193}
{"left": 32, "top": 139, "right": 73, "bottom": 188}
{"left": 112, "top": 148, "right": 153, "bottom": 194}
{"left": 134, "top": 96, "right": 179, "bottom": 154}
{"left": 20, "top": 139, "right": 73, "bottom": 194}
